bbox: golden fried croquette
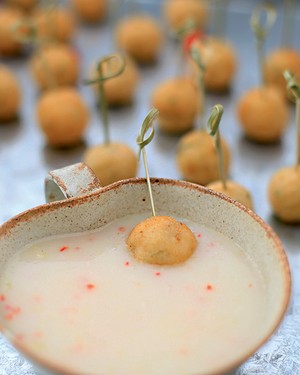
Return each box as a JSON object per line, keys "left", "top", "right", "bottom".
{"left": 5, "top": 0, "right": 37, "bottom": 11}
{"left": 115, "top": 15, "right": 163, "bottom": 64}
{"left": 84, "top": 143, "right": 138, "bottom": 186}
{"left": 176, "top": 130, "right": 230, "bottom": 185}
{"left": 164, "top": 0, "right": 208, "bottom": 31}
{"left": 268, "top": 166, "right": 300, "bottom": 223}
{"left": 127, "top": 215, "right": 197, "bottom": 265}
{"left": 0, "top": 7, "right": 25, "bottom": 56}
{"left": 30, "top": 44, "right": 80, "bottom": 90}
{"left": 0, "top": 65, "right": 21, "bottom": 122}
{"left": 237, "top": 86, "right": 289, "bottom": 143}
{"left": 71, "top": 0, "right": 107, "bottom": 23}
{"left": 151, "top": 77, "right": 199, "bottom": 134}
{"left": 191, "top": 37, "right": 237, "bottom": 92}
{"left": 36, "top": 87, "right": 89, "bottom": 147}
{"left": 264, "top": 48, "right": 300, "bottom": 99}
{"left": 207, "top": 180, "right": 253, "bottom": 210}
{"left": 33, "top": 8, "right": 75, "bottom": 44}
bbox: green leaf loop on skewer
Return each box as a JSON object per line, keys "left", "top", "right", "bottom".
{"left": 84, "top": 54, "right": 126, "bottom": 85}
{"left": 173, "top": 18, "right": 197, "bottom": 40}
{"left": 207, "top": 104, "right": 224, "bottom": 136}
{"left": 283, "top": 70, "right": 300, "bottom": 101}
{"left": 190, "top": 44, "right": 205, "bottom": 73}
{"left": 250, "top": 3, "right": 277, "bottom": 41}
{"left": 136, "top": 108, "right": 159, "bottom": 159}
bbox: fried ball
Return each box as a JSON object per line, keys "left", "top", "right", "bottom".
{"left": 30, "top": 44, "right": 80, "bottom": 90}
{"left": 151, "top": 77, "right": 199, "bottom": 134}
{"left": 36, "top": 88, "right": 89, "bottom": 147}
{"left": 268, "top": 166, "right": 300, "bottom": 224}
{"left": 127, "top": 216, "right": 197, "bottom": 265}
{"left": 115, "top": 15, "right": 163, "bottom": 64}
{"left": 5, "top": 0, "right": 37, "bottom": 12}
{"left": 264, "top": 48, "right": 300, "bottom": 98}
{"left": 237, "top": 86, "right": 289, "bottom": 143}
{"left": 164, "top": 0, "right": 208, "bottom": 31}
{"left": 190, "top": 38, "right": 237, "bottom": 92}
{"left": 0, "top": 65, "right": 21, "bottom": 122}
{"left": 33, "top": 8, "right": 75, "bottom": 44}
{"left": 0, "top": 7, "right": 25, "bottom": 56}
{"left": 92, "top": 56, "right": 139, "bottom": 106}
{"left": 176, "top": 130, "right": 230, "bottom": 185}
{"left": 207, "top": 180, "right": 253, "bottom": 210}
{"left": 84, "top": 143, "right": 138, "bottom": 186}
{"left": 70, "top": 0, "right": 107, "bottom": 23}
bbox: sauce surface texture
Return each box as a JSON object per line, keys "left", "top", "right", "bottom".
{"left": 0, "top": 214, "right": 266, "bottom": 375}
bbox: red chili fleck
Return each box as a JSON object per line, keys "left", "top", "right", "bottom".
{"left": 155, "top": 272, "right": 161, "bottom": 276}
{"left": 124, "top": 261, "right": 130, "bottom": 266}
{"left": 15, "top": 333, "right": 25, "bottom": 341}
{"left": 4, "top": 304, "right": 11, "bottom": 311}
{"left": 12, "top": 307, "right": 21, "bottom": 315}
{"left": 59, "top": 246, "right": 69, "bottom": 252}
{"left": 34, "top": 331, "right": 44, "bottom": 338}
{"left": 86, "top": 284, "right": 95, "bottom": 290}
{"left": 118, "top": 226, "right": 126, "bottom": 233}
{"left": 248, "top": 283, "right": 253, "bottom": 288}
{"left": 75, "top": 246, "right": 80, "bottom": 250}
{"left": 0, "top": 294, "right": 5, "bottom": 302}
{"left": 5, "top": 314, "right": 13, "bottom": 320}
{"left": 206, "top": 284, "right": 213, "bottom": 291}
{"left": 197, "top": 233, "right": 202, "bottom": 238}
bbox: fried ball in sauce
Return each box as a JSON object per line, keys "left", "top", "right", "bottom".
{"left": 164, "top": 0, "right": 208, "bottom": 31}
{"left": 37, "top": 88, "right": 89, "bottom": 147}
{"left": 177, "top": 130, "right": 230, "bottom": 186}
{"left": 151, "top": 78, "right": 199, "bottom": 134}
{"left": 127, "top": 216, "right": 197, "bottom": 265}
{"left": 268, "top": 166, "right": 300, "bottom": 224}
{"left": 190, "top": 38, "right": 237, "bottom": 92}
{"left": 0, "top": 7, "right": 25, "bottom": 56}
{"left": 92, "top": 56, "right": 139, "bottom": 107}
{"left": 207, "top": 180, "right": 253, "bottom": 210}
{"left": 30, "top": 44, "right": 79, "bottom": 90}
{"left": 0, "top": 65, "right": 21, "bottom": 122}
{"left": 70, "top": 0, "right": 107, "bottom": 23}
{"left": 237, "top": 86, "right": 289, "bottom": 143}
{"left": 264, "top": 48, "right": 300, "bottom": 99}
{"left": 5, "top": 0, "right": 37, "bottom": 11}
{"left": 33, "top": 8, "right": 75, "bottom": 44}
{"left": 115, "top": 15, "right": 163, "bottom": 64}
{"left": 84, "top": 143, "right": 138, "bottom": 186}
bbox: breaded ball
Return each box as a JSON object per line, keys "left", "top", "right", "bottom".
{"left": 37, "top": 88, "right": 89, "bottom": 147}
{"left": 34, "top": 8, "right": 75, "bottom": 44}
{"left": 127, "top": 216, "right": 197, "bottom": 265}
{"left": 30, "top": 44, "right": 80, "bottom": 90}
{"left": 115, "top": 15, "right": 163, "bottom": 64}
{"left": 237, "top": 86, "right": 289, "bottom": 143}
{"left": 0, "top": 65, "right": 21, "bottom": 122}
{"left": 176, "top": 130, "right": 230, "bottom": 185}
{"left": 164, "top": 0, "right": 208, "bottom": 31}
{"left": 84, "top": 143, "right": 138, "bottom": 186}
{"left": 151, "top": 77, "right": 199, "bottom": 134}
{"left": 268, "top": 166, "right": 300, "bottom": 223}
{"left": 92, "top": 56, "right": 139, "bottom": 106}
{"left": 264, "top": 48, "right": 300, "bottom": 98}
{"left": 191, "top": 38, "right": 237, "bottom": 92}
{"left": 0, "top": 7, "right": 25, "bottom": 56}
{"left": 71, "top": 0, "right": 107, "bottom": 23}
{"left": 207, "top": 180, "right": 253, "bottom": 210}
{"left": 5, "top": 0, "right": 37, "bottom": 12}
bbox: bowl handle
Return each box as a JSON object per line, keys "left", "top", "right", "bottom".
{"left": 44, "top": 163, "right": 102, "bottom": 203}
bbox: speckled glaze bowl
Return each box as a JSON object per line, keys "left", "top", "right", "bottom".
{"left": 0, "top": 163, "right": 291, "bottom": 375}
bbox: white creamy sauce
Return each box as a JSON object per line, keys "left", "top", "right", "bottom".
{"left": 0, "top": 213, "right": 266, "bottom": 375}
